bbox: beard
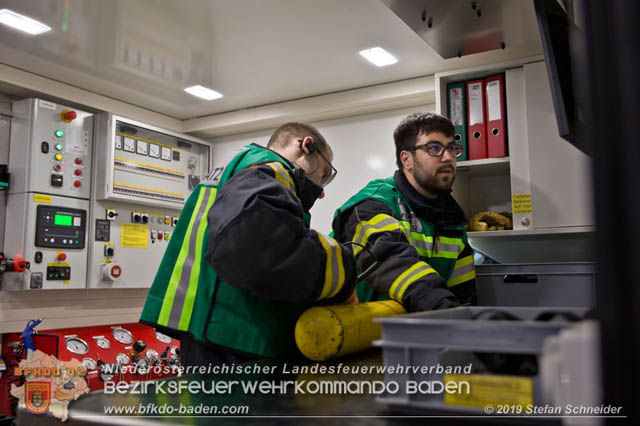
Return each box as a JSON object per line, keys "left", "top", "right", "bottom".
{"left": 412, "top": 163, "right": 456, "bottom": 195}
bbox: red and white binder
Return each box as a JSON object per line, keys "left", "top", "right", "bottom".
{"left": 466, "top": 79, "right": 487, "bottom": 160}
{"left": 485, "top": 74, "right": 507, "bottom": 158}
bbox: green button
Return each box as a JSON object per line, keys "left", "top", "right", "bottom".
{"left": 75, "top": 240, "right": 79, "bottom": 244}
{"left": 55, "top": 143, "right": 63, "bottom": 151}
{"left": 55, "top": 129, "right": 64, "bottom": 138}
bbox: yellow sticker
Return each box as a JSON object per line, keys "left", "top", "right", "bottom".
{"left": 33, "top": 194, "right": 52, "bottom": 203}
{"left": 512, "top": 193, "right": 532, "bottom": 214}
{"left": 121, "top": 224, "right": 149, "bottom": 248}
{"left": 444, "top": 374, "right": 533, "bottom": 409}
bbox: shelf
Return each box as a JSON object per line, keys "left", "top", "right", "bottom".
{"left": 468, "top": 226, "right": 595, "bottom": 239}
{"left": 456, "top": 156, "right": 510, "bottom": 177}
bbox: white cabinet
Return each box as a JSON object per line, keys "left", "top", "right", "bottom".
{"left": 435, "top": 59, "right": 594, "bottom": 262}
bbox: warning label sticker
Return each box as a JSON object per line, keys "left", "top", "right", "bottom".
{"left": 121, "top": 224, "right": 148, "bottom": 248}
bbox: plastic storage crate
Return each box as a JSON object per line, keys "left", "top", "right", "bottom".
{"left": 374, "top": 306, "right": 591, "bottom": 414}
{"left": 476, "top": 262, "right": 596, "bottom": 307}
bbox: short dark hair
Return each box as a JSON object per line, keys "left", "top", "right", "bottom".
{"left": 394, "top": 112, "right": 455, "bottom": 169}
{"left": 267, "top": 122, "right": 330, "bottom": 156}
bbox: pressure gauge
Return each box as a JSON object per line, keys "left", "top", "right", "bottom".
{"left": 136, "top": 139, "right": 148, "bottom": 156}
{"left": 155, "top": 331, "right": 172, "bottom": 344}
{"left": 65, "top": 337, "right": 89, "bottom": 355}
{"left": 99, "top": 363, "right": 117, "bottom": 381}
{"left": 115, "top": 353, "right": 130, "bottom": 365}
{"left": 161, "top": 146, "right": 171, "bottom": 161}
{"left": 149, "top": 143, "right": 160, "bottom": 158}
{"left": 82, "top": 358, "right": 97, "bottom": 371}
{"left": 136, "top": 358, "right": 150, "bottom": 375}
{"left": 146, "top": 349, "right": 159, "bottom": 364}
{"left": 94, "top": 336, "right": 110, "bottom": 349}
{"left": 112, "top": 327, "right": 133, "bottom": 344}
{"left": 123, "top": 137, "right": 135, "bottom": 152}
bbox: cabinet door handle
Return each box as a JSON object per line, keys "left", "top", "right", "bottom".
{"left": 503, "top": 274, "right": 538, "bottom": 284}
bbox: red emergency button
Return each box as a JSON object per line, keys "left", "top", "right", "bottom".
{"left": 57, "top": 253, "right": 67, "bottom": 261}
{"left": 74, "top": 169, "right": 82, "bottom": 176}
{"left": 111, "top": 265, "right": 122, "bottom": 278}
{"left": 74, "top": 180, "right": 82, "bottom": 187}
{"left": 61, "top": 110, "right": 77, "bottom": 123}
{"left": 75, "top": 157, "right": 83, "bottom": 165}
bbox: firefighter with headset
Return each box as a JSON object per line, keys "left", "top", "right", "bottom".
{"left": 140, "top": 123, "right": 358, "bottom": 366}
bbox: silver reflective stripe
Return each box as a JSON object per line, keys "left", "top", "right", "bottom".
{"left": 354, "top": 217, "right": 401, "bottom": 245}
{"left": 438, "top": 242, "right": 463, "bottom": 254}
{"left": 412, "top": 238, "right": 434, "bottom": 252}
{"left": 450, "top": 262, "right": 474, "bottom": 279}
{"left": 166, "top": 188, "right": 213, "bottom": 329}
{"left": 392, "top": 263, "right": 433, "bottom": 300}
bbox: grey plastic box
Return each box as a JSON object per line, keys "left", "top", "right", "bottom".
{"left": 475, "top": 262, "right": 596, "bottom": 307}
{"left": 374, "top": 306, "right": 591, "bottom": 414}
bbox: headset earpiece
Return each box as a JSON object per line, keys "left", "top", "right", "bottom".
{"left": 307, "top": 142, "right": 316, "bottom": 154}
{"left": 298, "top": 139, "right": 316, "bottom": 154}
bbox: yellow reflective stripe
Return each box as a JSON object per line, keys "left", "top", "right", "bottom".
{"left": 447, "top": 255, "right": 476, "bottom": 287}
{"left": 157, "top": 187, "right": 207, "bottom": 326}
{"left": 252, "top": 162, "right": 295, "bottom": 192}
{"left": 448, "top": 269, "right": 476, "bottom": 287}
{"left": 178, "top": 188, "right": 217, "bottom": 330}
{"left": 388, "top": 261, "right": 437, "bottom": 301}
{"left": 328, "top": 235, "right": 345, "bottom": 298}
{"left": 352, "top": 214, "right": 409, "bottom": 256}
{"left": 271, "top": 162, "right": 295, "bottom": 190}
{"left": 397, "top": 266, "right": 437, "bottom": 301}
{"left": 454, "top": 255, "right": 474, "bottom": 269}
{"left": 266, "top": 163, "right": 292, "bottom": 191}
{"left": 388, "top": 262, "right": 423, "bottom": 298}
{"left": 316, "top": 233, "right": 346, "bottom": 300}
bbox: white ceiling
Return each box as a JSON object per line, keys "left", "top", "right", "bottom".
{"left": 0, "top": 0, "right": 542, "bottom": 120}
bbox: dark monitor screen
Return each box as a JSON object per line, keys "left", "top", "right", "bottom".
{"left": 534, "top": 0, "right": 590, "bottom": 157}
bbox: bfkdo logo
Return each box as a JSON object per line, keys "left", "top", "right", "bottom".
{"left": 25, "top": 382, "right": 51, "bottom": 414}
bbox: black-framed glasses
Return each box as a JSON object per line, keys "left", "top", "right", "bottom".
{"left": 406, "top": 141, "right": 463, "bottom": 158}
{"left": 298, "top": 140, "right": 338, "bottom": 187}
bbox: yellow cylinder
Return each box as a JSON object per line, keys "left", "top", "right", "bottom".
{"left": 295, "top": 300, "right": 406, "bottom": 361}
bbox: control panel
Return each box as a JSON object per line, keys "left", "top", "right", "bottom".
{"left": 8, "top": 99, "right": 93, "bottom": 199}
{"left": 35, "top": 205, "right": 87, "bottom": 249}
{"left": 2, "top": 194, "right": 89, "bottom": 290}
{"left": 94, "top": 113, "right": 209, "bottom": 209}
{"left": 88, "top": 114, "right": 210, "bottom": 288}
{"left": 87, "top": 201, "right": 182, "bottom": 288}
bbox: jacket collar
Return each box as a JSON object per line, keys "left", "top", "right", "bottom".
{"left": 393, "top": 169, "right": 467, "bottom": 227}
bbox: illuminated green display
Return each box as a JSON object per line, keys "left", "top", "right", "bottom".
{"left": 54, "top": 214, "right": 73, "bottom": 226}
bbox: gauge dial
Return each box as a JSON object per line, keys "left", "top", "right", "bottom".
{"left": 149, "top": 143, "right": 160, "bottom": 158}
{"left": 136, "top": 358, "right": 150, "bottom": 375}
{"left": 115, "top": 135, "right": 123, "bottom": 150}
{"left": 136, "top": 139, "right": 148, "bottom": 156}
{"left": 100, "top": 363, "right": 117, "bottom": 381}
{"left": 155, "top": 331, "right": 172, "bottom": 344}
{"left": 112, "top": 327, "right": 133, "bottom": 344}
{"left": 123, "top": 137, "right": 135, "bottom": 153}
{"left": 115, "top": 353, "right": 130, "bottom": 365}
{"left": 82, "top": 358, "right": 97, "bottom": 370}
{"left": 95, "top": 337, "right": 110, "bottom": 349}
{"left": 161, "top": 146, "right": 171, "bottom": 161}
{"left": 65, "top": 337, "right": 89, "bottom": 355}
